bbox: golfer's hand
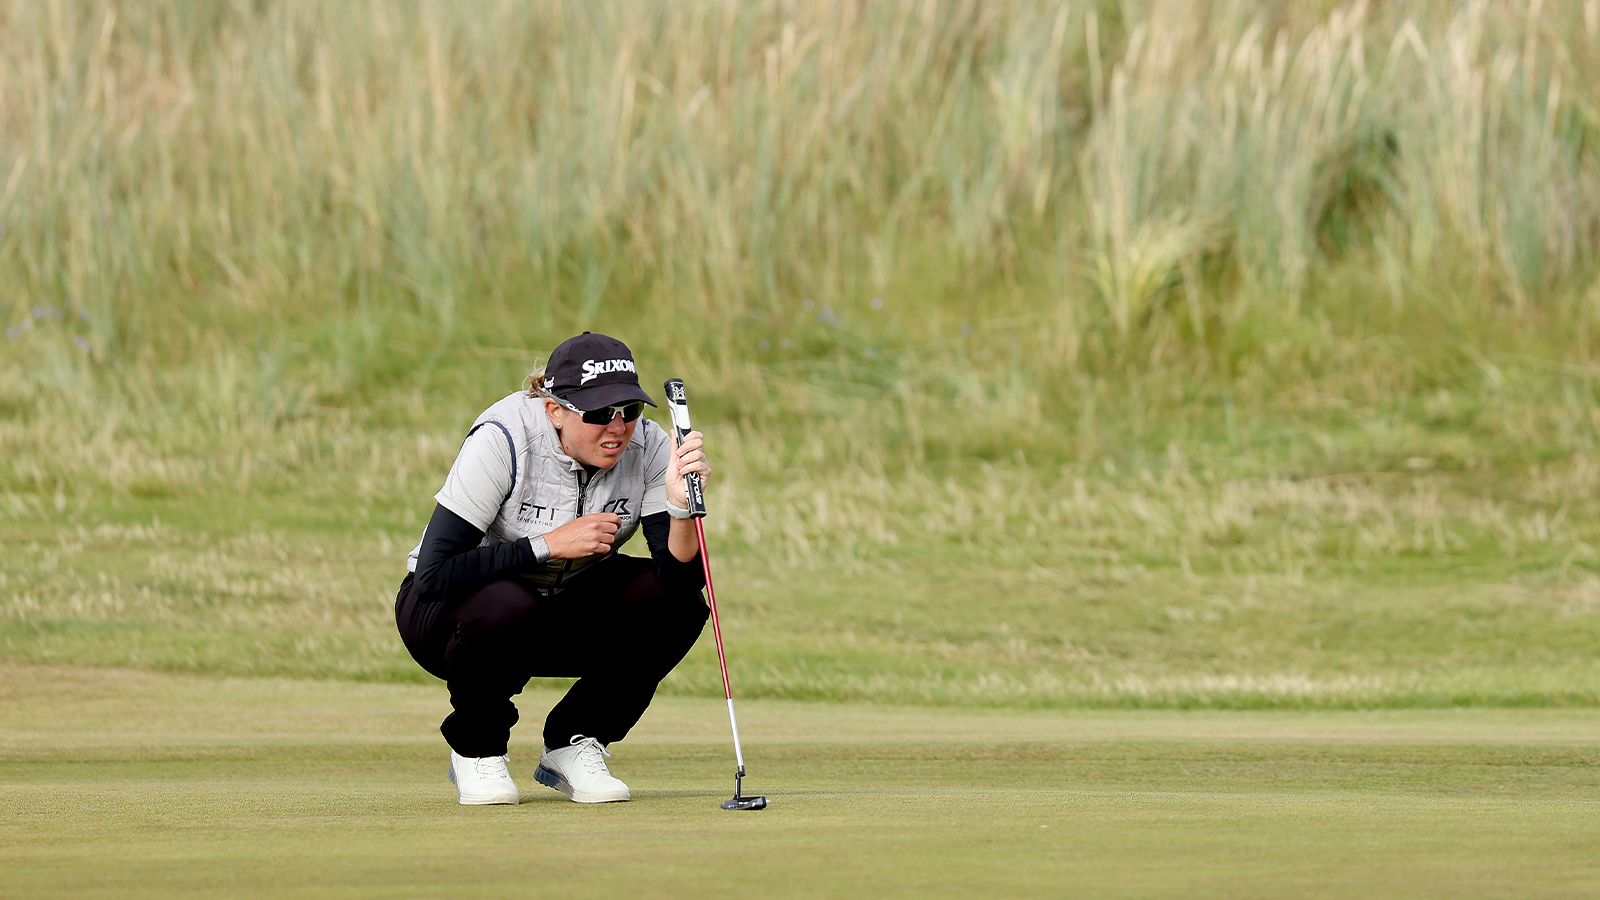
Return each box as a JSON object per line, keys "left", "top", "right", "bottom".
{"left": 666, "top": 430, "right": 710, "bottom": 509}
{"left": 543, "top": 513, "right": 622, "bottom": 559}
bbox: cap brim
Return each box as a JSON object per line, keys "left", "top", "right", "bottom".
{"left": 561, "top": 382, "right": 657, "bottom": 409}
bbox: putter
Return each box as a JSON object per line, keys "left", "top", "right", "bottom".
{"left": 664, "top": 378, "right": 769, "bottom": 812}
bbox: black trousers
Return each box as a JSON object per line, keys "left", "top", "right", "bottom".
{"left": 394, "top": 555, "right": 709, "bottom": 758}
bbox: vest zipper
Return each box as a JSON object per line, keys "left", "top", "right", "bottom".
{"left": 548, "top": 468, "right": 591, "bottom": 593}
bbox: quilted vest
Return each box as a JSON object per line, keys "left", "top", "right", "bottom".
{"left": 410, "top": 391, "right": 664, "bottom": 591}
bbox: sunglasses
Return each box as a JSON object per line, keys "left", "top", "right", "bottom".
{"left": 556, "top": 397, "right": 645, "bottom": 426}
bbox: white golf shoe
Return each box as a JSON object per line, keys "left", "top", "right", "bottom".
{"left": 448, "top": 750, "right": 520, "bottom": 805}
{"left": 534, "top": 735, "right": 631, "bottom": 803}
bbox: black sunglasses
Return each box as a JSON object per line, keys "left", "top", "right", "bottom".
{"left": 558, "top": 397, "right": 645, "bottom": 426}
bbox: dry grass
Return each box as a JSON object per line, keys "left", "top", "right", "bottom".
{"left": 3, "top": 1, "right": 1600, "bottom": 704}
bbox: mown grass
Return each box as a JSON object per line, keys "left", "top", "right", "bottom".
{"left": 4, "top": 1, "right": 1600, "bottom": 706}
{"left": 4, "top": 666, "right": 1600, "bottom": 899}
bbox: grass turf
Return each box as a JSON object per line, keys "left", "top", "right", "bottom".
{"left": 8, "top": 1, "right": 1600, "bottom": 712}
{"left": 2, "top": 666, "right": 1598, "bottom": 899}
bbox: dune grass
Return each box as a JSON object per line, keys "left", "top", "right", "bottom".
{"left": 4, "top": 1, "right": 1600, "bottom": 705}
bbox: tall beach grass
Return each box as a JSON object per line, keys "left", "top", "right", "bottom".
{"left": 2, "top": 1, "right": 1599, "bottom": 473}
{"left": 4, "top": 0, "right": 1600, "bottom": 704}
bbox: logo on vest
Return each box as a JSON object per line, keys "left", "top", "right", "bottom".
{"left": 517, "top": 501, "right": 556, "bottom": 523}
{"left": 602, "top": 497, "right": 632, "bottom": 519}
{"left": 580, "top": 358, "right": 636, "bottom": 385}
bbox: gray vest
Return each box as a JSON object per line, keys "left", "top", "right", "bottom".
{"left": 418, "top": 391, "right": 666, "bottom": 591}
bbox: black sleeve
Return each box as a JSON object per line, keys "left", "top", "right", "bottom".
{"left": 641, "top": 512, "right": 706, "bottom": 594}
{"left": 413, "top": 504, "right": 535, "bottom": 603}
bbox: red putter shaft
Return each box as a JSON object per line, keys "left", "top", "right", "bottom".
{"left": 696, "top": 516, "right": 734, "bottom": 701}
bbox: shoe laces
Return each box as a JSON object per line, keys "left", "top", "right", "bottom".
{"left": 474, "top": 754, "right": 511, "bottom": 779}
{"left": 568, "top": 736, "right": 612, "bottom": 775}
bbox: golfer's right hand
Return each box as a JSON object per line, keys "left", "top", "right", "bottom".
{"left": 543, "top": 513, "right": 622, "bottom": 559}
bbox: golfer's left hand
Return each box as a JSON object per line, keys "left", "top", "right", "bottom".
{"left": 666, "top": 429, "right": 710, "bottom": 509}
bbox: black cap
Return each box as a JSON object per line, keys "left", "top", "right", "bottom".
{"left": 542, "top": 332, "right": 656, "bottom": 409}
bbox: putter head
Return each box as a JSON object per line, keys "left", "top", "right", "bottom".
{"left": 722, "top": 794, "right": 768, "bottom": 811}
{"left": 721, "top": 769, "right": 767, "bottom": 810}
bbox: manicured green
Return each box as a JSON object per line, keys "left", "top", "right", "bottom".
{"left": 3, "top": 666, "right": 1598, "bottom": 899}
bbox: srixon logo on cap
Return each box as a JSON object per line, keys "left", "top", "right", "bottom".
{"left": 580, "top": 358, "right": 636, "bottom": 384}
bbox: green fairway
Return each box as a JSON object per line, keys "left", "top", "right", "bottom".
{"left": 3, "top": 666, "right": 1597, "bottom": 899}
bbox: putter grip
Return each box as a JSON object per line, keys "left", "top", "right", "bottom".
{"left": 663, "top": 378, "right": 707, "bottom": 518}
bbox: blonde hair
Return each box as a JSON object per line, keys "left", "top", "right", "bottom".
{"left": 524, "top": 361, "right": 550, "bottom": 398}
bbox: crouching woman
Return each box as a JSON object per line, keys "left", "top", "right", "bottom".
{"left": 394, "top": 332, "right": 710, "bottom": 804}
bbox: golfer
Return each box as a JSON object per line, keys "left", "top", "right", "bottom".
{"left": 395, "top": 332, "right": 710, "bottom": 805}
